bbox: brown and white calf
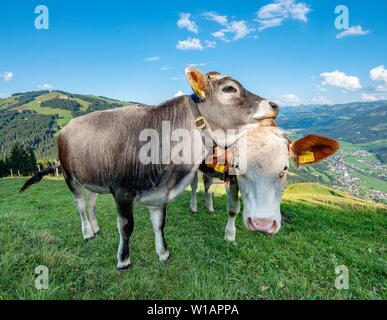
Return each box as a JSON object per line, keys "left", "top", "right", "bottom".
{"left": 190, "top": 126, "right": 339, "bottom": 241}
{"left": 20, "top": 68, "right": 278, "bottom": 270}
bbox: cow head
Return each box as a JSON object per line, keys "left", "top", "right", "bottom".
{"left": 236, "top": 127, "right": 339, "bottom": 235}
{"left": 185, "top": 67, "right": 279, "bottom": 131}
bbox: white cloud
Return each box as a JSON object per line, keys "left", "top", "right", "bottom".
{"left": 370, "top": 65, "right": 387, "bottom": 82}
{"left": 170, "top": 75, "right": 184, "bottom": 81}
{"left": 145, "top": 56, "right": 160, "bottom": 62}
{"left": 370, "top": 65, "right": 387, "bottom": 92}
{"left": 212, "top": 20, "right": 252, "bottom": 41}
{"left": 187, "top": 63, "right": 207, "bottom": 67}
{"left": 314, "top": 83, "right": 328, "bottom": 92}
{"left": 276, "top": 93, "right": 301, "bottom": 106}
{"left": 2, "top": 71, "right": 14, "bottom": 82}
{"left": 176, "top": 37, "right": 203, "bottom": 51}
{"left": 310, "top": 96, "right": 331, "bottom": 104}
{"left": 177, "top": 13, "right": 198, "bottom": 34}
{"left": 258, "top": 18, "right": 283, "bottom": 31}
{"left": 205, "top": 40, "right": 217, "bottom": 48}
{"left": 361, "top": 93, "right": 378, "bottom": 101}
{"left": 336, "top": 25, "right": 370, "bottom": 39}
{"left": 257, "top": 0, "right": 310, "bottom": 31}
{"left": 202, "top": 11, "right": 228, "bottom": 26}
{"left": 160, "top": 66, "right": 170, "bottom": 71}
{"left": 38, "top": 84, "right": 54, "bottom": 90}
{"left": 174, "top": 90, "right": 185, "bottom": 97}
{"left": 212, "top": 30, "right": 227, "bottom": 40}
{"left": 229, "top": 21, "right": 252, "bottom": 40}
{"left": 320, "top": 70, "right": 362, "bottom": 91}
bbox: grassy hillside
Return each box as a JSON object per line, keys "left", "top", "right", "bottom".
{"left": 0, "top": 179, "right": 385, "bottom": 300}
{"left": 0, "top": 91, "right": 136, "bottom": 160}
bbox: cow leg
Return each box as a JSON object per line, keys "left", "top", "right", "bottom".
{"left": 149, "top": 206, "right": 169, "bottom": 262}
{"left": 224, "top": 176, "right": 240, "bottom": 242}
{"left": 190, "top": 172, "right": 198, "bottom": 213}
{"left": 204, "top": 174, "right": 214, "bottom": 213}
{"left": 70, "top": 182, "right": 94, "bottom": 240}
{"left": 86, "top": 190, "right": 99, "bottom": 234}
{"left": 114, "top": 195, "right": 134, "bottom": 270}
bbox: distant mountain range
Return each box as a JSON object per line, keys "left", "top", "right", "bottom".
{"left": 278, "top": 100, "right": 387, "bottom": 163}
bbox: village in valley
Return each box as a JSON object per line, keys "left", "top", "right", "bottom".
{"left": 326, "top": 149, "right": 387, "bottom": 204}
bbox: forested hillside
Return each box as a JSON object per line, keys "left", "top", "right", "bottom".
{"left": 0, "top": 110, "right": 58, "bottom": 160}
{"left": 0, "top": 90, "right": 136, "bottom": 160}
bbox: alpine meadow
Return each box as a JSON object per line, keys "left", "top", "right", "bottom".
{"left": 0, "top": 0, "right": 386, "bottom": 304}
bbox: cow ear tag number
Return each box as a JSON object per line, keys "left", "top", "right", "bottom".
{"left": 299, "top": 151, "right": 315, "bottom": 164}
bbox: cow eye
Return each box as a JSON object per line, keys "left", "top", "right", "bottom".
{"left": 222, "top": 86, "right": 237, "bottom": 93}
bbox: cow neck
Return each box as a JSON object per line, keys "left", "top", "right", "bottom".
{"left": 189, "top": 95, "right": 240, "bottom": 179}
{"left": 188, "top": 94, "right": 217, "bottom": 151}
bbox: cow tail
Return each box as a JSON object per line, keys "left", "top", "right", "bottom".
{"left": 19, "top": 163, "right": 62, "bottom": 193}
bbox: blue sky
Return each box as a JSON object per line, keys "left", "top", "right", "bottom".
{"left": 0, "top": 0, "right": 386, "bottom": 105}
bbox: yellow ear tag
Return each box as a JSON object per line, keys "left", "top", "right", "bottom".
{"left": 214, "top": 163, "right": 225, "bottom": 173}
{"left": 192, "top": 82, "right": 204, "bottom": 98}
{"left": 299, "top": 151, "right": 315, "bottom": 164}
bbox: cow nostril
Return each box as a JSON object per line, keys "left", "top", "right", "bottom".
{"left": 249, "top": 218, "right": 277, "bottom": 233}
{"left": 269, "top": 101, "right": 279, "bottom": 111}
{"left": 255, "top": 218, "right": 273, "bottom": 226}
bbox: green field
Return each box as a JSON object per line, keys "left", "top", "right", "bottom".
{"left": 0, "top": 179, "right": 385, "bottom": 300}
{"left": 24, "top": 100, "right": 72, "bottom": 128}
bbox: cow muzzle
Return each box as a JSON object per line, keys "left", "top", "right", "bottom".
{"left": 247, "top": 217, "right": 279, "bottom": 234}
{"left": 252, "top": 100, "right": 279, "bottom": 123}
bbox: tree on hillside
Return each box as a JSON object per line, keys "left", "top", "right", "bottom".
{"left": 6, "top": 144, "right": 37, "bottom": 176}
{"left": 0, "top": 159, "right": 7, "bottom": 177}
{"left": 26, "top": 147, "right": 38, "bottom": 173}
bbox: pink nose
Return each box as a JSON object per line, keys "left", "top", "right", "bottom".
{"left": 248, "top": 218, "right": 277, "bottom": 234}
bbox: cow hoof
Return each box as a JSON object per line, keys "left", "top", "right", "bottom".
{"left": 116, "top": 264, "right": 132, "bottom": 271}
{"left": 190, "top": 208, "right": 197, "bottom": 214}
{"left": 116, "top": 260, "right": 132, "bottom": 271}
{"left": 83, "top": 234, "right": 95, "bottom": 241}
{"left": 224, "top": 233, "right": 236, "bottom": 242}
{"left": 159, "top": 251, "right": 170, "bottom": 262}
{"left": 82, "top": 225, "right": 95, "bottom": 240}
{"left": 91, "top": 226, "right": 100, "bottom": 235}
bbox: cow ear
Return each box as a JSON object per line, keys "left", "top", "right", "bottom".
{"left": 185, "top": 67, "right": 207, "bottom": 100}
{"left": 289, "top": 135, "right": 339, "bottom": 166}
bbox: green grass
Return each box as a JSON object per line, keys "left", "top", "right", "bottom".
{"left": 0, "top": 179, "right": 386, "bottom": 300}
{"left": 0, "top": 96, "right": 18, "bottom": 110}
{"left": 348, "top": 168, "right": 387, "bottom": 193}
{"left": 23, "top": 100, "right": 72, "bottom": 128}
